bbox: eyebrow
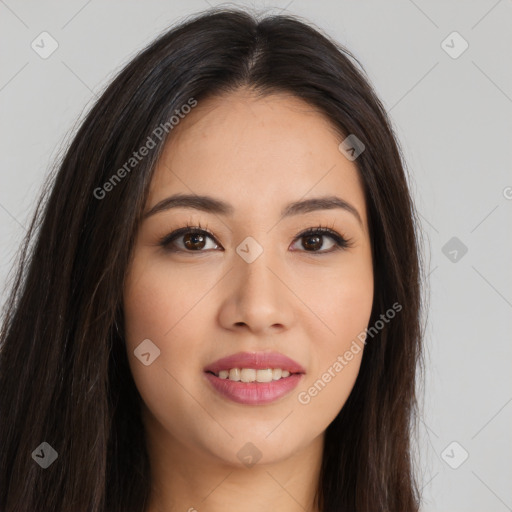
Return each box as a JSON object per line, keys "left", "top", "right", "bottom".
{"left": 143, "top": 193, "right": 363, "bottom": 227}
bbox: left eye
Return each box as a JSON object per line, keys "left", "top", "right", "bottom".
{"left": 159, "top": 227, "right": 350, "bottom": 253}
{"left": 290, "top": 229, "right": 342, "bottom": 253}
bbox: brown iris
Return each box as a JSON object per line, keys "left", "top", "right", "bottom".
{"left": 183, "top": 232, "right": 207, "bottom": 250}
{"left": 302, "top": 234, "right": 322, "bottom": 251}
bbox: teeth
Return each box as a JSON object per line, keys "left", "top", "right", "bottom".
{"left": 241, "top": 368, "right": 257, "bottom": 382}
{"left": 229, "top": 368, "right": 240, "bottom": 381}
{"left": 215, "top": 368, "right": 293, "bottom": 382}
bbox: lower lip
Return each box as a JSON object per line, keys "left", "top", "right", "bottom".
{"left": 204, "top": 372, "right": 304, "bottom": 405}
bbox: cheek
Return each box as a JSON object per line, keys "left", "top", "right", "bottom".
{"left": 301, "top": 252, "right": 374, "bottom": 345}
{"left": 293, "top": 305, "right": 369, "bottom": 437}
{"left": 123, "top": 254, "right": 210, "bottom": 344}
{"left": 122, "top": 257, "right": 208, "bottom": 435}
{"left": 123, "top": 255, "right": 183, "bottom": 371}
{"left": 122, "top": 251, "right": 225, "bottom": 374}
{"left": 295, "top": 256, "right": 373, "bottom": 418}
{"left": 322, "top": 279, "right": 374, "bottom": 344}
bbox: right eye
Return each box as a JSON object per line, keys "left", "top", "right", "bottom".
{"left": 158, "top": 227, "right": 221, "bottom": 253}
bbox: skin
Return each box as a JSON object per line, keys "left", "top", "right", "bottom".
{"left": 123, "top": 88, "right": 374, "bottom": 512}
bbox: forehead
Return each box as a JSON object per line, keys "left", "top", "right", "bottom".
{"left": 147, "top": 89, "right": 368, "bottom": 229}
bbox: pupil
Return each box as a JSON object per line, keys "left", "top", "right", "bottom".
{"left": 185, "top": 233, "right": 205, "bottom": 250}
{"left": 305, "top": 235, "right": 321, "bottom": 251}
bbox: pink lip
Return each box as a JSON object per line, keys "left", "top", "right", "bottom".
{"left": 203, "top": 351, "right": 306, "bottom": 405}
{"left": 203, "top": 351, "right": 306, "bottom": 375}
{"left": 204, "top": 372, "right": 304, "bottom": 405}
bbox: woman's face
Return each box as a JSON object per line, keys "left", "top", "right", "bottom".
{"left": 123, "top": 89, "right": 374, "bottom": 467}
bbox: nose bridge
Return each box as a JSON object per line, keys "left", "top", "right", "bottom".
{"left": 235, "top": 240, "right": 278, "bottom": 303}
{"left": 233, "top": 228, "right": 273, "bottom": 280}
{"left": 226, "top": 235, "right": 291, "bottom": 331}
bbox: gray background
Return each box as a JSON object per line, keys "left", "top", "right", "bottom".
{"left": 1, "top": 1, "right": 511, "bottom": 510}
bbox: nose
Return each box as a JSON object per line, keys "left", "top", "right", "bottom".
{"left": 217, "top": 250, "right": 296, "bottom": 335}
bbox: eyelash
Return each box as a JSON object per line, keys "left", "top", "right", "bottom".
{"left": 157, "top": 221, "right": 354, "bottom": 254}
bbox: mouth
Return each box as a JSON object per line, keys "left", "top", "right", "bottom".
{"left": 203, "top": 351, "right": 305, "bottom": 405}
{"left": 205, "top": 368, "right": 302, "bottom": 381}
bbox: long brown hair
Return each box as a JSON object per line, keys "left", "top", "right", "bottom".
{"left": 0, "top": 7, "right": 426, "bottom": 511}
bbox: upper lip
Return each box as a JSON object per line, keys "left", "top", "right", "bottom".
{"left": 204, "top": 351, "right": 306, "bottom": 375}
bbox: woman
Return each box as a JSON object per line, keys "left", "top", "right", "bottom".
{"left": 0, "top": 7, "right": 426, "bottom": 512}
